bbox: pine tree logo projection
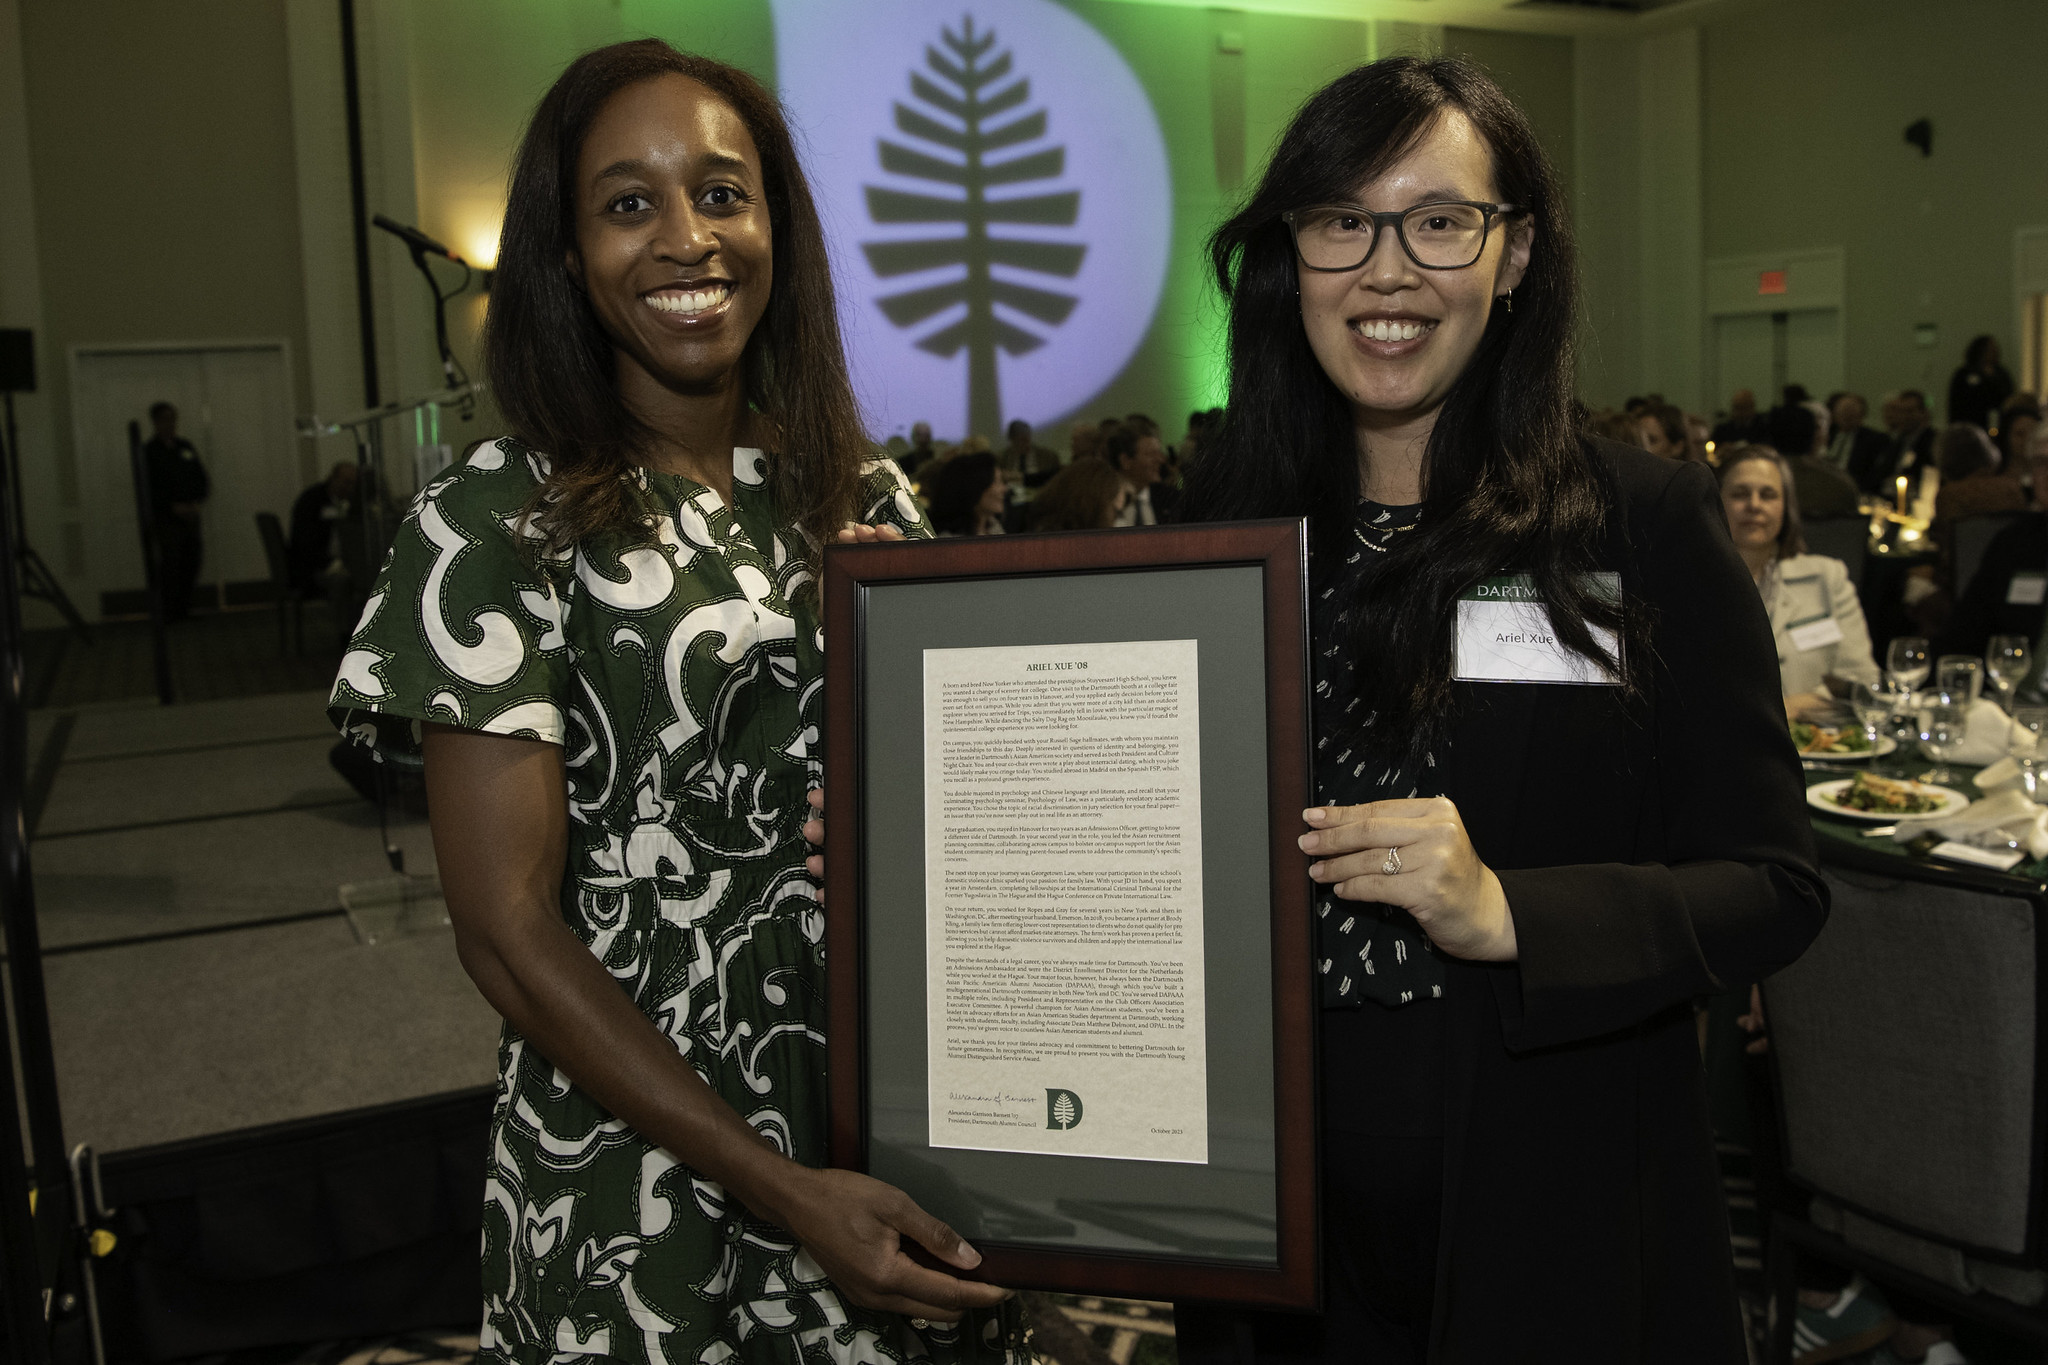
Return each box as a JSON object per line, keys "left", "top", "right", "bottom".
{"left": 771, "top": 0, "right": 1169, "bottom": 439}
{"left": 1046, "top": 1087, "right": 1084, "bottom": 1131}
{"left": 862, "top": 16, "right": 1085, "bottom": 439}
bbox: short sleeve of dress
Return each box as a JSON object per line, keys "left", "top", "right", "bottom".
{"left": 857, "top": 456, "right": 934, "bottom": 540}
{"left": 328, "top": 438, "right": 574, "bottom": 766}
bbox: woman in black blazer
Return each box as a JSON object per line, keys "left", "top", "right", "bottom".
{"left": 1173, "top": 58, "right": 1825, "bottom": 1363}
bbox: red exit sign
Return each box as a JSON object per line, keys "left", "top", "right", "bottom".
{"left": 1758, "top": 270, "right": 1788, "bottom": 295}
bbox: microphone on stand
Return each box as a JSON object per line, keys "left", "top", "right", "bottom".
{"left": 372, "top": 214, "right": 464, "bottom": 264}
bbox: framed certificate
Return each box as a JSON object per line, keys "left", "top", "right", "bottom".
{"left": 822, "top": 519, "right": 1318, "bottom": 1308}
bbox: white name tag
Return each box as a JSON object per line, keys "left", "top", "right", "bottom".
{"left": 2008, "top": 572, "right": 2047, "bottom": 606}
{"left": 1788, "top": 616, "right": 1845, "bottom": 652}
{"left": 1453, "top": 574, "right": 1621, "bottom": 686}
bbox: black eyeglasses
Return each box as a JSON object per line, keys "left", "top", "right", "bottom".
{"left": 1281, "top": 201, "right": 1522, "bottom": 272}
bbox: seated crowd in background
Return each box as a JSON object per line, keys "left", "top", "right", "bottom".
{"left": 890, "top": 407, "right": 1210, "bottom": 535}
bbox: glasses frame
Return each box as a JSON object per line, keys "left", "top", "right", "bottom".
{"left": 1281, "top": 200, "right": 1524, "bottom": 273}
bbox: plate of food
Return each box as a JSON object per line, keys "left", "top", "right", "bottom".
{"left": 1790, "top": 721, "right": 1896, "bottom": 760}
{"left": 1806, "top": 772, "right": 1970, "bottom": 823}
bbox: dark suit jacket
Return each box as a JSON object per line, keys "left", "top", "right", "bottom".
{"left": 1181, "top": 444, "right": 1825, "bottom": 1364}
{"left": 1876, "top": 425, "right": 1937, "bottom": 489}
{"left": 1789, "top": 454, "right": 1861, "bottom": 519}
{"left": 1841, "top": 426, "right": 1897, "bottom": 494}
{"left": 1940, "top": 511, "right": 2048, "bottom": 657}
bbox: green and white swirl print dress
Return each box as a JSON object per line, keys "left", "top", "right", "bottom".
{"left": 329, "top": 439, "right": 1016, "bottom": 1365}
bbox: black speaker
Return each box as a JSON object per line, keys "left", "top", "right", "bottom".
{"left": 0, "top": 329, "right": 32, "bottom": 393}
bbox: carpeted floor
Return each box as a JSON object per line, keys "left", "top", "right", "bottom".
{"left": 24, "top": 601, "right": 351, "bottom": 710}
{"left": 23, "top": 685, "right": 500, "bottom": 1155}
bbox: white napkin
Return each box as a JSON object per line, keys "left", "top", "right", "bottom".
{"left": 1977, "top": 756, "right": 2026, "bottom": 793}
{"left": 1892, "top": 788, "right": 2048, "bottom": 859}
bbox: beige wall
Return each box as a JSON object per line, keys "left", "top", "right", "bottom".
{"left": 12, "top": 0, "right": 313, "bottom": 617}
{"left": 1700, "top": 0, "right": 2048, "bottom": 414}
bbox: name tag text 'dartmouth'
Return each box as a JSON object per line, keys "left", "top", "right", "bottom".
{"left": 2009, "top": 572, "right": 2047, "bottom": 607}
{"left": 1452, "top": 574, "right": 1621, "bottom": 686}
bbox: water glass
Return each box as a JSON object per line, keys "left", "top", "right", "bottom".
{"left": 1988, "top": 635, "right": 2032, "bottom": 711}
{"left": 1886, "top": 636, "right": 1930, "bottom": 694}
{"left": 1919, "top": 695, "right": 1967, "bottom": 786}
{"left": 2013, "top": 705, "right": 2048, "bottom": 801}
{"left": 1936, "top": 654, "right": 1983, "bottom": 704}
{"left": 1849, "top": 681, "right": 1893, "bottom": 754}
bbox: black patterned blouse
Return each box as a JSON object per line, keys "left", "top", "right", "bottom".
{"left": 1310, "top": 499, "right": 1448, "bottom": 1009}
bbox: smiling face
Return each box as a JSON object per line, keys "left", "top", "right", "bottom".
{"left": 572, "top": 74, "right": 772, "bottom": 407}
{"left": 1295, "top": 110, "right": 1531, "bottom": 442}
{"left": 1721, "top": 456, "right": 1786, "bottom": 554}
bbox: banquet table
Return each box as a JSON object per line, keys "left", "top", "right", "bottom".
{"left": 1802, "top": 761, "right": 2048, "bottom": 895}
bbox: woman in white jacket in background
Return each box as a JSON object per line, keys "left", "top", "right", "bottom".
{"left": 1719, "top": 445, "right": 1881, "bottom": 719}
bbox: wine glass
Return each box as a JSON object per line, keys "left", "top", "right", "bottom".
{"left": 1849, "top": 682, "right": 1893, "bottom": 758}
{"left": 1887, "top": 636, "right": 1930, "bottom": 694}
{"left": 1988, "top": 635, "right": 2032, "bottom": 712}
{"left": 1919, "top": 695, "right": 1968, "bottom": 786}
{"left": 1936, "top": 654, "right": 1983, "bottom": 705}
{"left": 2012, "top": 705, "right": 2048, "bottom": 802}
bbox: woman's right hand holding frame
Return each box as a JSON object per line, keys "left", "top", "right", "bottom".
{"left": 422, "top": 720, "right": 1006, "bottom": 1321}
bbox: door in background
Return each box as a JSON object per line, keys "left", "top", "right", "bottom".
{"left": 1710, "top": 308, "right": 1843, "bottom": 424}
{"left": 1711, "top": 313, "right": 1774, "bottom": 419}
{"left": 70, "top": 344, "right": 298, "bottom": 619}
{"left": 1784, "top": 309, "right": 1845, "bottom": 404}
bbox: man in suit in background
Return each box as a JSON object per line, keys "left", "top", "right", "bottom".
{"left": 1879, "top": 390, "right": 1938, "bottom": 489}
{"left": 1711, "top": 388, "right": 1768, "bottom": 447}
{"left": 288, "top": 461, "right": 358, "bottom": 596}
{"left": 142, "top": 400, "right": 209, "bottom": 620}
{"left": 1771, "top": 403, "right": 1860, "bottom": 520}
{"left": 899, "top": 421, "right": 937, "bottom": 476}
{"left": 1829, "top": 392, "right": 1894, "bottom": 492}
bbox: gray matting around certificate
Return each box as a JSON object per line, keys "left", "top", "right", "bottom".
{"left": 860, "top": 564, "right": 1279, "bottom": 1265}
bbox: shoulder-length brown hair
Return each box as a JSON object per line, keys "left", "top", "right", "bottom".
{"left": 1029, "top": 458, "right": 1125, "bottom": 531}
{"left": 1717, "top": 444, "right": 1807, "bottom": 560}
{"left": 485, "top": 39, "right": 866, "bottom": 560}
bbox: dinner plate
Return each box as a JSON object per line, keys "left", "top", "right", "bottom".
{"left": 1805, "top": 777, "right": 1971, "bottom": 824}
{"left": 1796, "top": 735, "right": 1898, "bottom": 762}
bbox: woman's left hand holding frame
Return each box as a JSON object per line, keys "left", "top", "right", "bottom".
{"left": 1300, "top": 797, "right": 1519, "bottom": 962}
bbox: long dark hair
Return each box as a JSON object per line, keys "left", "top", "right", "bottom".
{"left": 1179, "top": 56, "right": 1631, "bottom": 759}
{"left": 928, "top": 452, "right": 999, "bottom": 534}
{"left": 485, "top": 39, "right": 866, "bottom": 562}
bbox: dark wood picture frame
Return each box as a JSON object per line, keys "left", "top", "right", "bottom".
{"left": 822, "top": 519, "right": 1319, "bottom": 1308}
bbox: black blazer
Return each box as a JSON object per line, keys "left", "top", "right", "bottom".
{"left": 1420, "top": 444, "right": 1824, "bottom": 1362}
{"left": 1842, "top": 426, "right": 1898, "bottom": 494}
{"left": 1185, "top": 444, "right": 1826, "bottom": 1364}
{"left": 1939, "top": 511, "right": 2048, "bottom": 657}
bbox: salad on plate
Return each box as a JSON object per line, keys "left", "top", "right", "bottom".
{"left": 1825, "top": 771, "right": 1946, "bottom": 816}
{"left": 1790, "top": 721, "right": 1875, "bottom": 756}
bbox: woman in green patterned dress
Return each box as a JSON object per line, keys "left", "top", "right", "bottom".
{"left": 328, "top": 41, "right": 1014, "bottom": 1364}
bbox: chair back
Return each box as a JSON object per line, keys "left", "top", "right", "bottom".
{"left": 1801, "top": 517, "right": 1868, "bottom": 591}
{"left": 1765, "top": 867, "right": 2042, "bottom": 1260}
{"left": 255, "top": 512, "right": 292, "bottom": 593}
{"left": 1953, "top": 512, "right": 2036, "bottom": 601}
